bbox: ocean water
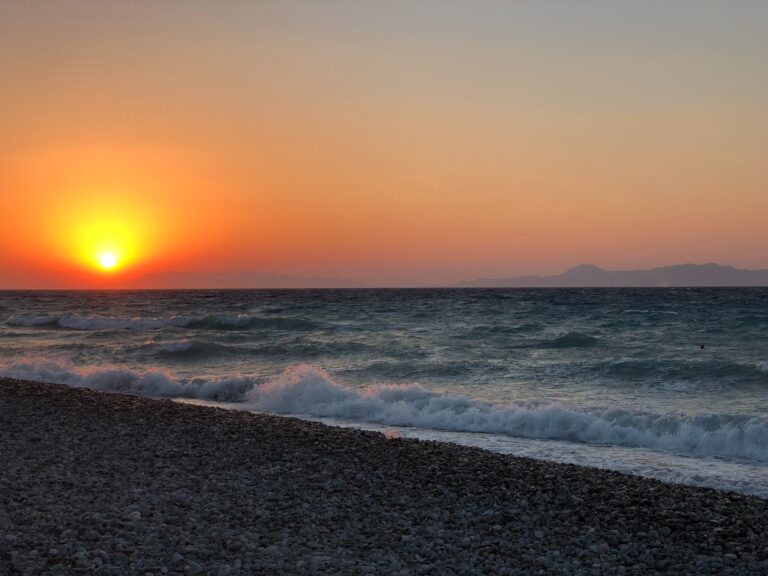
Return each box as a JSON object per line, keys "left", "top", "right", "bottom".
{"left": 2, "top": 288, "right": 768, "bottom": 497}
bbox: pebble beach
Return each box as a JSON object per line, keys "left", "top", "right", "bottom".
{"left": 2, "top": 377, "right": 768, "bottom": 576}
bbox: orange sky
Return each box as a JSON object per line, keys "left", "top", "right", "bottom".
{"left": 1, "top": 1, "right": 767, "bottom": 288}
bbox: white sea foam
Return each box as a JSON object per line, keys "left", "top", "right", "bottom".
{"left": 3, "top": 360, "right": 768, "bottom": 462}
{"left": 6, "top": 314, "right": 61, "bottom": 327}
{"left": 5, "top": 313, "right": 314, "bottom": 331}
{"left": 328, "top": 422, "right": 768, "bottom": 499}
{"left": 247, "top": 366, "right": 768, "bottom": 462}
{"left": 0, "top": 359, "right": 254, "bottom": 402}
{"left": 7, "top": 313, "right": 192, "bottom": 330}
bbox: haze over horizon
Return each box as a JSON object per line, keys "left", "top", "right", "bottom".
{"left": 3, "top": 262, "right": 768, "bottom": 290}
{"left": 2, "top": 1, "right": 767, "bottom": 288}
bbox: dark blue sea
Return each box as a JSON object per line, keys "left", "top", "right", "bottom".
{"left": 2, "top": 288, "right": 767, "bottom": 497}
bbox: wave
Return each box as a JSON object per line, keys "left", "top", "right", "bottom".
{"left": 460, "top": 323, "right": 542, "bottom": 338}
{"left": 142, "top": 339, "right": 236, "bottom": 359}
{"left": 246, "top": 338, "right": 374, "bottom": 359}
{"left": 0, "top": 359, "right": 254, "bottom": 402}
{"left": 143, "top": 337, "right": 375, "bottom": 361}
{"left": 601, "top": 358, "right": 768, "bottom": 382}
{"left": 3, "top": 360, "right": 768, "bottom": 462}
{"left": 734, "top": 314, "right": 768, "bottom": 327}
{"left": 341, "top": 360, "right": 475, "bottom": 379}
{"left": 6, "top": 314, "right": 61, "bottom": 327}
{"left": 6, "top": 313, "right": 319, "bottom": 332}
{"left": 7, "top": 313, "right": 191, "bottom": 330}
{"left": 187, "top": 315, "right": 320, "bottom": 331}
{"left": 147, "top": 340, "right": 198, "bottom": 353}
{"left": 538, "top": 332, "right": 600, "bottom": 348}
{"left": 249, "top": 366, "right": 768, "bottom": 462}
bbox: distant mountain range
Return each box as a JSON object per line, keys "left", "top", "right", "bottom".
{"left": 453, "top": 263, "right": 768, "bottom": 288}
{"left": 117, "top": 263, "right": 768, "bottom": 288}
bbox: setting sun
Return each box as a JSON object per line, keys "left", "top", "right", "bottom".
{"left": 98, "top": 252, "right": 119, "bottom": 270}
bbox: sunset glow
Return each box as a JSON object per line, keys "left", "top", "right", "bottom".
{"left": 75, "top": 216, "right": 136, "bottom": 273}
{"left": 1, "top": 1, "right": 767, "bottom": 288}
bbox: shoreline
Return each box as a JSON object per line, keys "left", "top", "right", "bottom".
{"left": 2, "top": 377, "right": 768, "bottom": 575}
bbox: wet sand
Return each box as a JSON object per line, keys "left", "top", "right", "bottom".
{"left": 1, "top": 377, "right": 767, "bottom": 575}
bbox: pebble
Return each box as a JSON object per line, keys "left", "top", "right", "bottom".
{"left": 2, "top": 377, "right": 768, "bottom": 575}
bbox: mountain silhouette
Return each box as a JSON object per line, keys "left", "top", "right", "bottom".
{"left": 454, "top": 263, "right": 768, "bottom": 287}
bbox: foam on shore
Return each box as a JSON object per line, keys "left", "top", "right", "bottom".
{"left": 3, "top": 359, "right": 768, "bottom": 465}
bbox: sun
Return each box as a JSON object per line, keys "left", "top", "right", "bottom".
{"left": 98, "top": 252, "right": 119, "bottom": 270}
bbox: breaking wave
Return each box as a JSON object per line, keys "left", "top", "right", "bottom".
{"left": 6, "top": 313, "right": 319, "bottom": 332}
{"left": 249, "top": 366, "right": 768, "bottom": 462}
{"left": 0, "top": 359, "right": 254, "bottom": 402}
{"left": 3, "top": 360, "right": 767, "bottom": 462}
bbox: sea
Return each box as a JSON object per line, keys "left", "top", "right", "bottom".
{"left": 1, "top": 288, "right": 767, "bottom": 498}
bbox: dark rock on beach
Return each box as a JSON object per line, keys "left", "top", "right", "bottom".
{"left": 1, "top": 377, "right": 767, "bottom": 575}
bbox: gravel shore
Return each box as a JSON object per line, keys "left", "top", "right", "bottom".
{"left": 1, "top": 378, "right": 767, "bottom": 575}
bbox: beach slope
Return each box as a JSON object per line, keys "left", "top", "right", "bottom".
{"left": 1, "top": 378, "right": 767, "bottom": 575}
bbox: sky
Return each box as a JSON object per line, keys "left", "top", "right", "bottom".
{"left": 1, "top": 1, "right": 767, "bottom": 288}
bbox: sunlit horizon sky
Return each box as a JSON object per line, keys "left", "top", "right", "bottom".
{"left": 1, "top": 1, "right": 767, "bottom": 288}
